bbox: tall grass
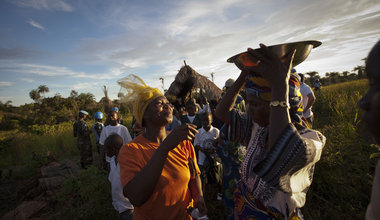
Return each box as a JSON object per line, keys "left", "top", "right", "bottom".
{"left": 1, "top": 85, "right": 378, "bottom": 219}
{"left": 51, "top": 166, "right": 117, "bottom": 219}
{"left": 303, "top": 79, "right": 378, "bottom": 219}
{"left": 0, "top": 122, "right": 79, "bottom": 179}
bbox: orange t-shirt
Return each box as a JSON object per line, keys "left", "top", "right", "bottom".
{"left": 118, "top": 135, "right": 201, "bottom": 220}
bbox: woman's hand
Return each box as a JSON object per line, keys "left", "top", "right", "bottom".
{"left": 196, "top": 196, "right": 207, "bottom": 216}
{"left": 160, "top": 124, "right": 198, "bottom": 153}
{"left": 244, "top": 43, "right": 295, "bottom": 87}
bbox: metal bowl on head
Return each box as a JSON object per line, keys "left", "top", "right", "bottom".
{"left": 227, "top": 40, "right": 322, "bottom": 69}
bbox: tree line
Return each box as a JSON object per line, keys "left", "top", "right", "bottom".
{"left": 0, "top": 85, "right": 130, "bottom": 131}
{"left": 303, "top": 63, "right": 365, "bottom": 86}
{"left": 0, "top": 61, "right": 366, "bottom": 131}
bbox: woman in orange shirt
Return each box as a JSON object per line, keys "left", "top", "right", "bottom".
{"left": 117, "top": 75, "right": 207, "bottom": 220}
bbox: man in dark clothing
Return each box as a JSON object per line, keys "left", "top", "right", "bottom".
{"left": 74, "top": 110, "right": 93, "bottom": 168}
{"left": 180, "top": 99, "right": 203, "bottom": 129}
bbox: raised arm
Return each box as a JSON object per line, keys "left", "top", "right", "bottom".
{"left": 246, "top": 44, "right": 295, "bottom": 149}
{"left": 215, "top": 70, "right": 249, "bottom": 124}
{"left": 122, "top": 124, "right": 198, "bottom": 206}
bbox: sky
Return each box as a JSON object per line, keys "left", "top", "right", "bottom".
{"left": 0, "top": 0, "right": 379, "bottom": 106}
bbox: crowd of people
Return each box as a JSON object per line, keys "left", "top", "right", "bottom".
{"left": 72, "top": 40, "right": 380, "bottom": 220}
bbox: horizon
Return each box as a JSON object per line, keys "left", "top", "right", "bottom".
{"left": 1, "top": 0, "right": 379, "bottom": 106}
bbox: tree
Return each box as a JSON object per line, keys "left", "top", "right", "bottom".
{"left": 29, "top": 89, "right": 41, "bottom": 102}
{"left": 70, "top": 90, "right": 79, "bottom": 98}
{"left": 341, "top": 71, "right": 350, "bottom": 82}
{"left": 305, "top": 71, "right": 319, "bottom": 79}
{"left": 328, "top": 72, "right": 340, "bottom": 84}
{"left": 38, "top": 85, "right": 49, "bottom": 97}
{"left": 353, "top": 65, "right": 365, "bottom": 79}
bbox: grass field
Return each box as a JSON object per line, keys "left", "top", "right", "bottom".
{"left": 0, "top": 79, "right": 378, "bottom": 219}
{"left": 303, "top": 79, "right": 378, "bottom": 219}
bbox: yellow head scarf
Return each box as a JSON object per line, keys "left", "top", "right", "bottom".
{"left": 117, "top": 74, "right": 163, "bottom": 125}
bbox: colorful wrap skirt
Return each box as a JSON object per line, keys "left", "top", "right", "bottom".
{"left": 233, "top": 181, "right": 303, "bottom": 220}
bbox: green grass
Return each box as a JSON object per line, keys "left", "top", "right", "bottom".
{"left": 51, "top": 166, "right": 117, "bottom": 220}
{"left": 0, "top": 122, "right": 77, "bottom": 176}
{"left": 1, "top": 83, "right": 379, "bottom": 219}
{"left": 302, "top": 79, "right": 378, "bottom": 219}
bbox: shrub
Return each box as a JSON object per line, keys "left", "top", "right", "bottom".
{"left": 54, "top": 166, "right": 116, "bottom": 219}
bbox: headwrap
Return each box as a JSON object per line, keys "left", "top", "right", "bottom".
{"left": 117, "top": 74, "right": 163, "bottom": 125}
{"left": 245, "top": 72, "right": 310, "bottom": 128}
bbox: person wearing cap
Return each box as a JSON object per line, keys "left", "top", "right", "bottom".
{"left": 104, "top": 106, "right": 123, "bottom": 126}
{"left": 117, "top": 75, "right": 207, "bottom": 220}
{"left": 93, "top": 111, "right": 104, "bottom": 154}
{"left": 73, "top": 110, "right": 93, "bottom": 168}
{"left": 215, "top": 44, "right": 325, "bottom": 219}
{"left": 98, "top": 110, "right": 132, "bottom": 170}
{"left": 224, "top": 78, "right": 246, "bottom": 113}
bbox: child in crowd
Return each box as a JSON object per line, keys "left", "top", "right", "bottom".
{"left": 180, "top": 99, "right": 203, "bottom": 129}
{"left": 104, "top": 133, "right": 134, "bottom": 220}
{"left": 194, "top": 112, "right": 223, "bottom": 200}
{"left": 99, "top": 111, "right": 132, "bottom": 170}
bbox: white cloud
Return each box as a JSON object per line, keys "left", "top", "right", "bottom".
{"left": 0, "top": 81, "right": 13, "bottom": 86}
{"left": 19, "top": 78, "right": 35, "bottom": 83}
{"left": 28, "top": 19, "right": 45, "bottom": 31}
{"left": 0, "top": 96, "right": 13, "bottom": 100}
{"left": 14, "top": 0, "right": 73, "bottom": 12}
{"left": 61, "top": 0, "right": 379, "bottom": 88}
{"left": 5, "top": 0, "right": 380, "bottom": 105}
{"left": 0, "top": 61, "right": 124, "bottom": 81}
{"left": 72, "top": 82, "right": 97, "bottom": 90}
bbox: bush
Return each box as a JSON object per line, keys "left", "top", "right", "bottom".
{"left": 54, "top": 166, "right": 116, "bottom": 219}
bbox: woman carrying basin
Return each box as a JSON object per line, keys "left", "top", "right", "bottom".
{"left": 215, "top": 42, "right": 326, "bottom": 219}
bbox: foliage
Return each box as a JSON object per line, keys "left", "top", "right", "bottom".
{"left": 29, "top": 89, "right": 41, "bottom": 102}
{"left": 303, "top": 61, "right": 366, "bottom": 87}
{"left": 302, "top": 79, "right": 378, "bottom": 219}
{"left": 53, "top": 166, "right": 117, "bottom": 219}
{"left": 1, "top": 79, "right": 378, "bottom": 219}
{"left": 0, "top": 122, "right": 77, "bottom": 172}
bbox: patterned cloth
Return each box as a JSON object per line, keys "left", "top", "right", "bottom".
{"left": 234, "top": 181, "right": 284, "bottom": 220}
{"left": 245, "top": 73, "right": 310, "bottom": 129}
{"left": 237, "top": 123, "right": 325, "bottom": 219}
{"left": 215, "top": 110, "right": 251, "bottom": 220}
{"left": 234, "top": 181, "right": 304, "bottom": 220}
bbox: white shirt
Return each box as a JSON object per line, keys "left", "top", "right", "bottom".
{"left": 193, "top": 126, "right": 220, "bottom": 166}
{"left": 106, "top": 156, "right": 133, "bottom": 213}
{"left": 198, "top": 104, "right": 211, "bottom": 114}
{"left": 99, "top": 124, "right": 132, "bottom": 145}
{"left": 187, "top": 114, "right": 196, "bottom": 123}
{"left": 300, "top": 83, "right": 314, "bottom": 118}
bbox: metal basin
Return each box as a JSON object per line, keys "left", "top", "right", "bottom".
{"left": 227, "top": 40, "right": 322, "bottom": 69}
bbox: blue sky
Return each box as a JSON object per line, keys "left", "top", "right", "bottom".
{"left": 1, "top": 0, "right": 379, "bottom": 106}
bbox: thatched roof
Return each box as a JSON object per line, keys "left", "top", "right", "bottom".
{"left": 165, "top": 63, "right": 222, "bottom": 101}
